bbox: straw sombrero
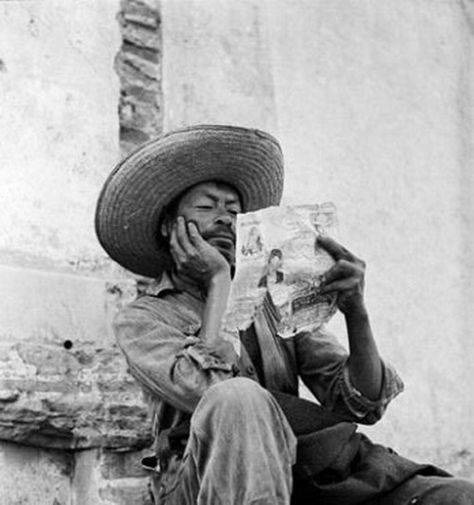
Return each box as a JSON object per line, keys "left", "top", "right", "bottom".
{"left": 95, "top": 125, "right": 284, "bottom": 277}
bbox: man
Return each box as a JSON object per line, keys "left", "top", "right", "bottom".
{"left": 95, "top": 125, "right": 474, "bottom": 504}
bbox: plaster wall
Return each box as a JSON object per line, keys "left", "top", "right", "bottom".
{"left": 0, "top": 1, "right": 152, "bottom": 504}
{"left": 0, "top": 0, "right": 120, "bottom": 274}
{"left": 162, "top": 0, "right": 474, "bottom": 476}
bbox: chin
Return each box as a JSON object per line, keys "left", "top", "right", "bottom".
{"left": 219, "top": 249, "right": 236, "bottom": 266}
{"left": 210, "top": 242, "right": 235, "bottom": 261}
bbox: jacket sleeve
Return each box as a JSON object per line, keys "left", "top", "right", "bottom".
{"left": 113, "top": 297, "right": 239, "bottom": 414}
{"left": 295, "top": 326, "right": 404, "bottom": 424}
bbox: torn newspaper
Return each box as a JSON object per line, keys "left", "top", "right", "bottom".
{"left": 222, "top": 203, "right": 339, "bottom": 348}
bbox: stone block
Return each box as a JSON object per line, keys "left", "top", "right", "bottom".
{"left": 0, "top": 441, "right": 72, "bottom": 505}
{"left": 0, "top": 266, "right": 152, "bottom": 450}
{"left": 99, "top": 478, "right": 153, "bottom": 505}
{"left": 72, "top": 449, "right": 153, "bottom": 505}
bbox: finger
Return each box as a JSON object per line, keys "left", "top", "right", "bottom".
{"left": 169, "top": 247, "right": 181, "bottom": 268}
{"left": 169, "top": 226, "right": 186, "bottom": 262}
{"left": 321, "top": 260, "right": 361, "bottom": 285}
{"left": 316, "top": 235, "right": 357, "bottom": 262}
{"left": 175, "top": 216, "right": 197, "bottom": 255}
{"left": 186, "top": 221, "right": 207, "bottom": 248}
{"left": 319, "top": 278, "right": 359, "bottom": 294}
{"left": 169, "top": 243, "right": 184, "bottom": 272}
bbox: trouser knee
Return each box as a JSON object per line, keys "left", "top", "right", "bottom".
{"left": 191, "top": 378, "right": 287, "bottom": 437}
{"left": 199, "top": 377, "right": 268, "bottom": 411}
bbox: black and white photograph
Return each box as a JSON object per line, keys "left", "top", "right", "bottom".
{"left": 0, "top": 1, "right": 473, "bottom": 503}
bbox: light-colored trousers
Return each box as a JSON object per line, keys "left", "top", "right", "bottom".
{"left": 153, "top": 377, "right": 297, "bottom": 505}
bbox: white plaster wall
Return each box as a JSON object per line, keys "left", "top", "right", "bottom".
{"left": 0, "top": 0, "right": 121, "bottom": 274}
{"left": 162, "top": 0, "right": 474, "bottom": 475}
{"left": 266, "top": 0, "right": 474, "bottom": 473}
{"left": 162, "top": 0, "right": 277, "bottom": 133}
{"left": 0, "top": 1, "right": 125, "bottom": 502}
{"left": 0, "top": 443, "right": 71, "bottom": 505}
{"left": 0, "top": 0, "right": 472, "bottom": 498}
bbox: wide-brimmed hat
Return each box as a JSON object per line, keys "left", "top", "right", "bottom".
{"left": 95, "top": 124, "right": 284, "bottom": 277}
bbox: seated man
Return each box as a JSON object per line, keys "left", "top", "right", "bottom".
{"left": 95, "top": 125, "right": 474, "bottom": 504}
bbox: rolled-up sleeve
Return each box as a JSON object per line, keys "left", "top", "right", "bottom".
{"left": 295, "top": 327, "right": 404, "bottom": 424}
{"left": 113, "top": 297, "right": 238, "bottom": 414}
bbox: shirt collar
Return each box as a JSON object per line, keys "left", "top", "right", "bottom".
{"left": 140, "top": 270, "right": 205, "bottom": 300}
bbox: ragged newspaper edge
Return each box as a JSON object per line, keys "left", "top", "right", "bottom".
{"left": 222, "top": 203, "right": 339, "bottom": 353}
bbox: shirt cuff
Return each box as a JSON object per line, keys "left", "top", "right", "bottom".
{"left": 179, "top": 336, "right": 239, "bottom": 374}
{"left": 340, "top": 360, "right": 404, "bottom": 420}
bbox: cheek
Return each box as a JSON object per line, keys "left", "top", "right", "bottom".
{"left": 180, "top": 211, "right": 212, "bottom": 233}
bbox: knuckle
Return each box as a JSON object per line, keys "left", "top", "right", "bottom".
{"left": 355, "top": 257, "right": 366, "bottom": 267}
{"left": 339, "top": 259, "right": 353, "bottom": 270}
{"left": 340, "top": 245, "right": 351, "bottom": 255}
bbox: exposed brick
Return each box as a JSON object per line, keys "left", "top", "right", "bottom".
{"left": 116, "top": 0, "right": 163, "bottom": 155}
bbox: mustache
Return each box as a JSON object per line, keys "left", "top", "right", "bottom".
{"left": 200, "top": 226, "right": 236, "bottom": 242}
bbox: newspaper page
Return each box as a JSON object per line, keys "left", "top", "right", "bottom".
{"left": 222, "top": 203, "right": 339, "bottom": 348}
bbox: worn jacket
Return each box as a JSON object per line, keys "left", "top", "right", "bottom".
{"left": 114, "top": 272, "right": 403, "bottom": 447}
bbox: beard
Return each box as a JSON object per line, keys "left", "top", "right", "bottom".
{"left": 201, "top": 226, "right": 236, "bottom": 271}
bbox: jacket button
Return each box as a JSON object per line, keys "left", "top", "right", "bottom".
{"left": 408, "top": 498, "right": 420, "bottom": 504}
{"left": 247, "top": 365, "right": 255, "bottom": 375}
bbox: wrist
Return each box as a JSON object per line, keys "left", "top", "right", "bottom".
{"left": 208, "top": 265, "right": 231, "bottom": 287}
{"left": 343, "top": 300, "right": 368, "bottom": 321}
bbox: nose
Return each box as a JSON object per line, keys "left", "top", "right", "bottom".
{"left": 215, "top": 210, "right": 235, "bottom": 228}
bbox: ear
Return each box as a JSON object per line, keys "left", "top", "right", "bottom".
{"left": 160, "top": 218, "right": 170, "bottom": 239}
{"left": 160, "top": 210, "right": 175, "bottom": 239}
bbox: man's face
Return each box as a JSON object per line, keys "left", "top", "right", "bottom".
{"left": 173, "top": 181, "right": 242, "bottom": 266}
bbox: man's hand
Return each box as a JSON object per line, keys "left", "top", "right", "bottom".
{"left": 169, "top": 217, "right": 233, "bottom": 346}
{"left": 169, "top": 216, "right": 230, "bottom": 287}
{"left": 317, "top": 236, "right": 366, "bottom": 315}
{"left": 317, "top": 236, "right": 383, "bottom": 401}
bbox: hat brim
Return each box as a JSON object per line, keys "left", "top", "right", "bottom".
{"left": 95, "top": 125, "right": 284, "bottom": 277}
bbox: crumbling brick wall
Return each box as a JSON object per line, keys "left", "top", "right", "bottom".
{"left": 116, "top": 0, "right": 163, "bottom": 155}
